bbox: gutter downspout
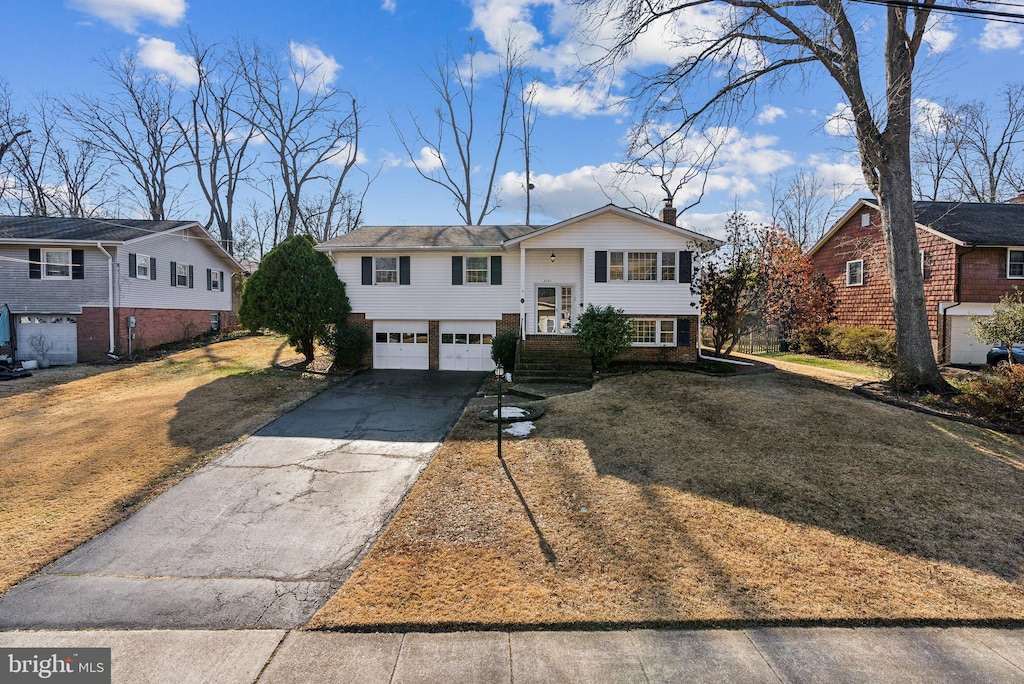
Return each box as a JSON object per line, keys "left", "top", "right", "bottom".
{"left": 940, "top": 245, "right": 977, "bottom": 364}
{"left": 96, "top": 243, "right": 115, "bottom": 355}
{"left": 694, "top": 247, "right": 752, "bottom": 366}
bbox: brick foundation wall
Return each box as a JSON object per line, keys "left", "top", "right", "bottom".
{"left": 78, "top": 307, "right": 112, "bottom": 361}
{"left": 346, "top": 313, "right": 373, "bottom": 366}
{"left": 116, "top": 308, "right": 231, "bottom": 354}
{"left": 525, "top": 313, "right": 699, "bottom": 363}
{"left": 810, "top": 206, "right": 956, "bottom": 354}
{"left": 428, "top": 320, "right": 440, "bottom": 370}
{"left": 497, "top": 313, "right": 521, "bottom": 337}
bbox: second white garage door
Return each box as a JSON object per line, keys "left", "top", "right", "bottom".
{"left": 440, "top": 321, "right": 496, "bottom": 371}
{"left": 15, "top": 314, "right": 78, "bottom": 365}
{"left": 949, "top": 314, "right": 993, "bottom": 366}
{"left": 373, "top": 321, "right": 429, "bottom": 370}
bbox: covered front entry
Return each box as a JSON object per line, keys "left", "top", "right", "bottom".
{"left": 15, "top": 313, "right": 78, "bottom": 365}
{"left": 372, "top": 320, "right": 429, "bottom": 369}
{"left": 536, "top": 285, "right": 573, "bottom": 334}
{"left": 440, "top": 321, "right": 496, "bottom": 371}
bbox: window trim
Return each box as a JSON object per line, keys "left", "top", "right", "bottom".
{"left": 210, "top": 269, "right": 221, "bottom": 291}
{"left": 175, "top": 262, "right": 190, "bottom": 288}
{"left": 42, "top": 248, "right": 72, "bottom": 280}
{"left": 136, "top": 253, "right": 150, "bottom": 280}
{"left": 1008, "top": 249, "right": 1024, "bottom": 279}
{"left": 629, "top": 318, "right": 676, "bottom": 347}
{"left": 845, "top": 259, "right": 864, "bottom": 287}
{"left": 464, "top": 255, "right": 490, "bottom": 285}
{"left": 606, "top": 251, "right": 679, "bottom": 283}
{"left": 374, "top": 256, "right": 399, "bottom": 285}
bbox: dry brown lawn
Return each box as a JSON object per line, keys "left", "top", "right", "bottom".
{"left": 310, "top": 368, "right": 1024, "bottom": 629}
{"left": 0, "top": 335, "right": 330, "bottom": 594}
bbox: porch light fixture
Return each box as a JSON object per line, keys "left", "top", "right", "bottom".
{"left": 549, "top": 252, "right": 556, "bottom": 263}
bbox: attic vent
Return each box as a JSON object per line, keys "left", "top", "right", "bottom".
{"left": 860, "top": 213, "right": 870, "bottom": 228}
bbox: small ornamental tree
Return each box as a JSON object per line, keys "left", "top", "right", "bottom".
{"left": 971, "top": 289, "right": 1024, "bottom": 365}
{"left": 239, "top": 234, "right": 350, "bottom": 362}
{"left": 697, "top": 211, "right": 760, "bottom": 356}
{"left": 572, "top": 304, "right": 632, "bottom": 370}
{"left": 758, "top": 226, "right": 836, "bottom": 347}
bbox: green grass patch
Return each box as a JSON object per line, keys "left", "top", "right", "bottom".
{"left": 762, "top": 352, "right": 882, "bottom": 377}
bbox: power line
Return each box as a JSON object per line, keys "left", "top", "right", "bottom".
{"left": 852, "top": 0, "right": 1024, "bottom": 25}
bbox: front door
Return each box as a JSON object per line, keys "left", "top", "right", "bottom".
{"left": 536, "top": 285, "right": 573, "bottom": 333}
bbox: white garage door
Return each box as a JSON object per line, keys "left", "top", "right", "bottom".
{"left": 373, "top": 321, "right": 429, "bottom": 370}
{"left": 949, "top": 315, "right": 992, "bottom": 366}
{"left": 440, "top": 321, "right": 495, "bottom": 372}
{"left": 15, "top": 314, "right": 78, "bottom": 365}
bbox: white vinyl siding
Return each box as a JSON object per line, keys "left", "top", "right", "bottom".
{"left": 116, "top": 227, "right": 234, "bottom": 311}
{"left": 0, "top": 245, "right": 109, "bottom": 313}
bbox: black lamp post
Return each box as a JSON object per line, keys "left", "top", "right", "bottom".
{"left": 495, "top": 362, "right": 504, "bottom": 461}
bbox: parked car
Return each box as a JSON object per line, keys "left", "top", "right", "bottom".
{"left": 986, "top": 345, "right": 1024, "bottom": 366}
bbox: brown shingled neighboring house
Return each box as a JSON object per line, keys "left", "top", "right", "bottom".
{"left": 808, "top": 199, "right": 1024, "bottom": 365}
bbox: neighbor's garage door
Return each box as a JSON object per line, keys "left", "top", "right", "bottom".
{"left": 15, "top": 314, "right": 78, "bottom": 365}
{"left": 440, "top": 321, "right": 495, "bottom": 371}
{"left": 372, "top": 321, "right": 429, "bottom": 370}
{"left": 949, "top": 315, "right": 992, "bottom": 366}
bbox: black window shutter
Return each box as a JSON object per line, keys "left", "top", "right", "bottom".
{"left": 361, "top": 256, "right": 373, "bottom": 285}
{"left": 29, "top": 248, "right": 41, "bottom": 279}
{"left": 128, "top": 252, "right": 137, "bottom": 277}
{"left": 71, "top": 250, "right": 85, "bottom": 280}
{"left": 150, "top": 257, "right": 157, "bottom": 280}
{"left": 490, "top": 255, "right": 502, "bottom": 285}
{"left": 452, "top": 256, "right": 463, "bottom": 285}
{"left": 677, "top": 318, "right": 691, "bottom": 347}
{"left": 595, "top": 251, "right": 608, "bottom": 283}
{"left": 399, "top": 256, "right": 411, "bottom": 285}
{"left": 679, "top": 251, "right": 693, "bottom": 284}
{"left": 188, "top": 264, "right": 194, "bottom": 289}
{"left": 219, "top": 270, "right": 224, "bottom": 291}
{"left": 206, "top": 268, "right": 212, "bottom": 290}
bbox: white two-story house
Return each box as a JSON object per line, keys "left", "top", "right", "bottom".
{"left": 316, "top": 203, "right": 722, "bottom": 371}
{"left": 0, "top": 216, "right": 240, "bottom": 364}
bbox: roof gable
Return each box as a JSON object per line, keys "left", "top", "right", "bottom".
{"left": 317, "top": 224, "right": 541, "bottom": 251}
{"left": 505, "top": 204, "right": 723, "bottom": 248}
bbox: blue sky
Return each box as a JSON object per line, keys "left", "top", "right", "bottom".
{"left": 1, "top": 1, "right": 1022, "bottom": 238}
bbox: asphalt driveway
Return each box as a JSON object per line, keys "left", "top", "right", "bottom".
{"left": 0, "top": 370, "right": 484, "bottom": 630}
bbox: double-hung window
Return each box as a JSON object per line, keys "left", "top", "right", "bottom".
{"left": 630, "top": 319, "right": 675, "bottom": 346}
{"left": 609, "top": 252, "right": 624, "bottom": 280}
{"left": 210, "top": 270, "right": 221, "bottom": 290}
{"left": 375, "top": 257, "right": 398, "bottom": 284}
{"left": 608, "top": 251, "right": 678, "bottom": 282}
{"left": 136, "top": 254, "right": 150, "bottom": 279}
{"left": 465, "top": 256, "right": 489, "bottom": 284}
{"left": 661, "top": 252, "right": 676, "bottom": 281}
{"left": 43, "top": 249, "right": 71, "bottom": 279}
{"left": 1009, "top": 250, "right": 1024, "bottom": 279}
{"left": 627, "top": 252, "right": 658, "bottom": 281}
{"left": 846, "top": 259, "right": 864, "bottom": 286}
{"left": 175, "top": 262, "right": 189, "bottom": 287}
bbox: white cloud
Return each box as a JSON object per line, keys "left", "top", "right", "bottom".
{"left": 978, "top": 23, "right": 1023, "bottom": 51}
{"left": 923, "top": 18, "right": 956, "bottom": 54}
{"left": 757, "top": 105, "right": 786, "bottom": 125}
{"left": 824, "top": 102, "right": 855, "bottom": 137}
{"left": 68, "top": 0, "right": 186, "bottom": 33}
{"left": 136, "top": 37, "right": 197, "bottom": 86}
{"left": 805, "top": 154, "right": 867, "bottom": 199}
{"left": 381, "top": 0, "right": 396, "bottom": 12}
{"left": 289, "top": 42, "right": 341, "bottom": 92}
{"left": 912, "top": 98, "right": 947, "bottom": 134}
{"left": 530, "top": 83, "right": 622, "bottom": 118}
{"left": 407, "top": 146, "right": 444, "bottom": 172}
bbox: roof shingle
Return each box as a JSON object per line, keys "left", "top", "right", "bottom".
{"left": 0, "top": 216, "right": 197, "bottom": 242}
{"left": 317, "top": 224, "right": 544, "bottom": 250}
{"left": 914, "top": 202, "right": 1024, "bottom": 245}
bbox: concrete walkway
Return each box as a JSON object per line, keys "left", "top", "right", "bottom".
{"left": 2, "top": 627, "right": 1023, "bottom": 683}
{"left": 0, "top": 370, "right": 484, "bottom": 630}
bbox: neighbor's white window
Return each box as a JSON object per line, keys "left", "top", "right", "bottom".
{"left": 43, "top": 249, "right": 71, "bottom": 279}
{"left": 609, "top": 251, "right": 624, "bottom": 280}
{"left": 1008, "top": 250, "right": 1024, "bottom": 279}
{"left": 374, "top": 257, "right": 397, "bottom": 284}
{"left": 465, "top": 256, "right": 489, "bottom": 284}
{"left": 175, "top": 262, "right": 189, "bottom": 287}
{"left": 136, "top": 254, "right": 150, "bottom": 279}
{"left": 210, "top": 270, "right": 221, "bottom": 290}
{"left": 630, "top": 319, "right": 675, "bottom": 346}
{"left": 846, "top": 259, "right": 864, "bottom": 286}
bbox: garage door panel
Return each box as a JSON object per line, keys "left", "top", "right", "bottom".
{"left": 950, "top": 315, "right": 992, "bottom": 366}
{"left": 440, "top": 321, "right": 495, "bottom": 372}
{"left": 372, "top": 321, "right": 429, "bottom": 370}
{"left": 15, "top": 314, "right": 78, "bottom": 365}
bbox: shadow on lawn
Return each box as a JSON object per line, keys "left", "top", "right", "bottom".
{"left": 578, "top": 369, "right": 1024, "bottom": 582}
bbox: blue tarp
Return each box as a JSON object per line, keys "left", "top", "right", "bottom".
{"left": 0, "top": 305, "right": 11, "bottom": 347}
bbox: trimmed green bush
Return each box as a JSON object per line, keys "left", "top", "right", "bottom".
{"left": 326, "top": 325, "right": 370, "bottom": 368}
{"left": 490, "top": 331, "right": 518, "bottom": 372}
{"left": 573, "top": 304, "right": 631, "bottom": 370}
{"left": 792, "top": 323, "right": 896, "bottom": 364}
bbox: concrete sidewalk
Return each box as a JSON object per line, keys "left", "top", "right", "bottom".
{"left": 2, "top": 627, "right": 1023, "bottom": 683}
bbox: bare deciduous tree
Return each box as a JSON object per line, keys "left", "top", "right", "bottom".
{"left": 0, "top": 80, "right": 30, "bottom": 176}
{"left": 769, "top": 168, "right": 844, "bottom": 248}
{"left": 580, "top": 0, "right": 950, "bottom": 392}
{"left": 950, "top": 84, "right": 1024, "bottom": 203}
{"left": 63, "top": 53, "right": 188, "bottom": 220}
{"left": 234, "top": 39, "right": 364, "bottom": 238}
{"left": 911, "top": 99, "right": 964, "bottom": 202}
{"left": 394, "top": 38, "right": 523, "bottom": 225}
{"left": 51, "top": 132, "right": 115, "bottom": 218}
{"left": 516, "top": 76, "right": 540, "bottom": 225}
{"left": 5, "top": 97, "right": 55, "bottom": 215}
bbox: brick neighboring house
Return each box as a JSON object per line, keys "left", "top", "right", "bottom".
{"left": 0, "top": 216, "right": 241, "bottom": 364}
{"left": 808, "top": 198, "right": 1024, "bottom": 365}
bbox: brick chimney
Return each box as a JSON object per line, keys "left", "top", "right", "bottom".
{"left": 659, "top": 197, "right": 677, "bottom": 225}
{"left": 1008, "top": 193, "right": 1024, "bottom": 205}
